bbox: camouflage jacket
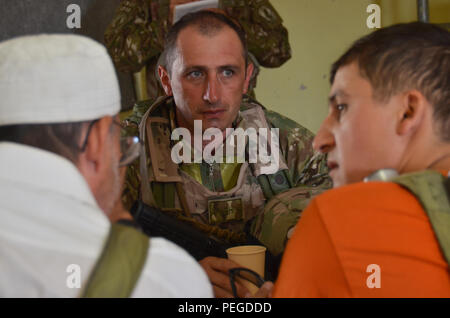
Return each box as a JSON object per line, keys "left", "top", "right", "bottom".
{"left": 122, "top": 96, "right": 331, "bottom": 255}
{"left": 105, "top": 0, "right": 291, "bottom": 100}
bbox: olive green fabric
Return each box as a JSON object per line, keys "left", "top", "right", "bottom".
{"left": 251, "top": 184, "right": 327, "bottom": 256}
{"left": 82, "top": 223, "right": 149, "bottom": 298}
{"left": 257, "top": 169, "right": 293, "bottom": 200}
{"left": 392, "top": 170, "right": 450, "bottom": 266}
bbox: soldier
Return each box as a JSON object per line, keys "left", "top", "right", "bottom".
{"left": 104, "top": 0, "right": 292, "bottom": 101}
{"left": 120, "top": 10, "right": 330, "bottom": 298}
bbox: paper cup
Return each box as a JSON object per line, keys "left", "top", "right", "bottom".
{"left": 226, "top": 245, "right": 266, "bottom": 295}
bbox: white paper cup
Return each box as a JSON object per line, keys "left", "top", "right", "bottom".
{"left": 226, "top": 245, "right": 266, "bottom": 295}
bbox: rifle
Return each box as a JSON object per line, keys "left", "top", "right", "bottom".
{"left": 131, "top": 200, "right": 231, "bottom": 261}
{"left": 130, "top": 200, "right": 282, "bottom": 280}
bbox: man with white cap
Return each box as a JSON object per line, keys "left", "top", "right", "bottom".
{"left": 0, "top": 33, "right": 213, "bottom": 297}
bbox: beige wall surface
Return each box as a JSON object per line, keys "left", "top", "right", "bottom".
{"left": 254, "top": 0, "right": 449, "bottom": 133}
{"left": 254, "top": 0, "right": 373, "bottom": 133}
{"left": 378, "top": 0, "right": 450, "bottom": 26}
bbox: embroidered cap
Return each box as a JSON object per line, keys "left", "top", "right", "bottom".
{"left": 0, "top": 34, "right": 120, "bottom": 126}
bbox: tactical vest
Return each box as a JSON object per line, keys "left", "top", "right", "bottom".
{"left": 368, "top": 170, "right": 450, "bottom": 266}
{"left": 138, "top": 96, "right": 293, "bottom": 242}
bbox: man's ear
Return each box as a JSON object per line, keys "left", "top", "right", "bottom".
{"left": 397, "top": 90, "right": 427, "bottom": 136}
{"left": 77, "top": 116, "right": 112, "bottom": 182}
{"left": 158, "top": 65, "right": 173, "bottom": 96}
{"left": 242, "top": 62, "right": 255, "bottom": 95}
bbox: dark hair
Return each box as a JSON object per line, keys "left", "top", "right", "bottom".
{"left": 163, "top": 10, "right": 248, "bottom": 75}
{"left": 330, "top": 22, "right": 450, "bottom": 140}
{"left": 0, "top": 122, "right": 87, "bottom": 163}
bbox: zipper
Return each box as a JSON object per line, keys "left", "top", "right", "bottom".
{"left": 209, "top": 163, "right": 215, "bottom": 192}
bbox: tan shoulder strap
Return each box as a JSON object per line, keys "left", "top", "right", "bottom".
{"left": 393, "top": 170, "right": 450, "bottom": 266}
{"left": 81, "top": 222, "right": 149, "bottom": 298}
{"left": 138, "top": 96, "right": 168, "bottom": 207}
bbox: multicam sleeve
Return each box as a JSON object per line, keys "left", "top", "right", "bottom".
{"left": 264, "top": 109, "right": 332, "bottom": 190}
{"left": 220, "top": 0, "right": 291, "bottom": 68}
{"left": 104, "top": 0, "right": 168, "bottom": 73}
{"left": 251, "top": 109, "right": 332, "bottom": 256}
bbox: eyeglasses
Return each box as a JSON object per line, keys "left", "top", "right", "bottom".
{"left": 118, "top": 134, "right": 141, "bottom": 166}
{"left": 79, "top": 119, "right": 141, "bottom": 167}
{"left": 229, "top": 267, "right": 265, "bottom": 298}
{"left": 111, "top": 119, "right": 142, "bottom": 167}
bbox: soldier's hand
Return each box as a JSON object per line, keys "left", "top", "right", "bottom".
{"left": 199, "top": 256, "right": 250, "bottom": 298}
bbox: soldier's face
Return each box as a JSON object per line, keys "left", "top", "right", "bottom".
{"left": 160, "top": 25, "right": 253, "bottom": 133}
{"left": 313, "top": 62, "right": 405, "bottom": 187}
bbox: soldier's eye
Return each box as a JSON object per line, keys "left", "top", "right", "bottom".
{"left": 187, "top": 70, "right": 203, "bottom": 79}
{"left": 222, "top": 69, "right": 234, "bottom": 77}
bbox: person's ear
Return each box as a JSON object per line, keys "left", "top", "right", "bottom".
{"left": 85, "top": 117, "right": 111, "bottom": 167}
{"left": 158, "top": 65, "right": 173, "bottom": 96}
{"left": 242, "top": 62, "right": 254, "bottom": 95}
{"left": 77, "top": 116, "right": 113, "bottom": 181}
{"left": 397, "top": 90, "right": 427, "bottom": 136}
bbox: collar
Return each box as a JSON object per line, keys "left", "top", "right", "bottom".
{"left": 167, "top": 98, "right": 245, "bottom": 163}
{"left": 0, "top": 142, "right": 99, "bottom": 209}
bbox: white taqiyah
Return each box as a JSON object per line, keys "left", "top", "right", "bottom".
{"left": 0, "top": 34, "right": 120, "bottom": 126}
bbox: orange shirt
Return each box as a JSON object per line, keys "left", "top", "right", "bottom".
{"left": 273, "top": 181, "right": 450, "bottom": 297}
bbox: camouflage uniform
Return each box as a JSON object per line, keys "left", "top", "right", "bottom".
{"left": 122, "top": 95, "right": 331, "bottom": 257}
{"left": 104, "top": 0, "right": 291, "bottom": 100}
